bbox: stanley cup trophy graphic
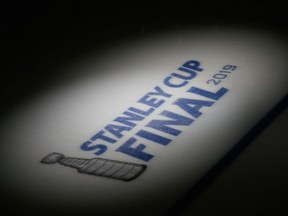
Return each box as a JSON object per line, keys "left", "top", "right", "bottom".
{"left": 41, "top": 153, "right": 147, "bottom": 181}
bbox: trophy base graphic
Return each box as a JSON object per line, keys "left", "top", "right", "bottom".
{"left": 41, "top": 153, "right": 147, "bottom": 181}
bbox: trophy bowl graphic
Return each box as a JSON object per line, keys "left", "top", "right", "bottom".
{"left": 41, "top": 152, "right": 147, "bottom": 181}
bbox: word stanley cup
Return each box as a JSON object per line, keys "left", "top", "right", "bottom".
{"left": 41, "top": 153, "right": 147, "bottom": 181}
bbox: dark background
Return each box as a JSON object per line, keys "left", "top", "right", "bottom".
{"left": 1, "top": 1, "right": 288, "bottom": 215}
{"left": 1, "top": 1, "right": 287, "bottom": 117}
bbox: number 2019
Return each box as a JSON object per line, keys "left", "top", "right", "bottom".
{"left": 207, "top": 65, "right": 237, "bottom": 85}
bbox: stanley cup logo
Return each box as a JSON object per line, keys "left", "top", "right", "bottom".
{"left": 41, "top": 153, "right": 147, "bottom": 181}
